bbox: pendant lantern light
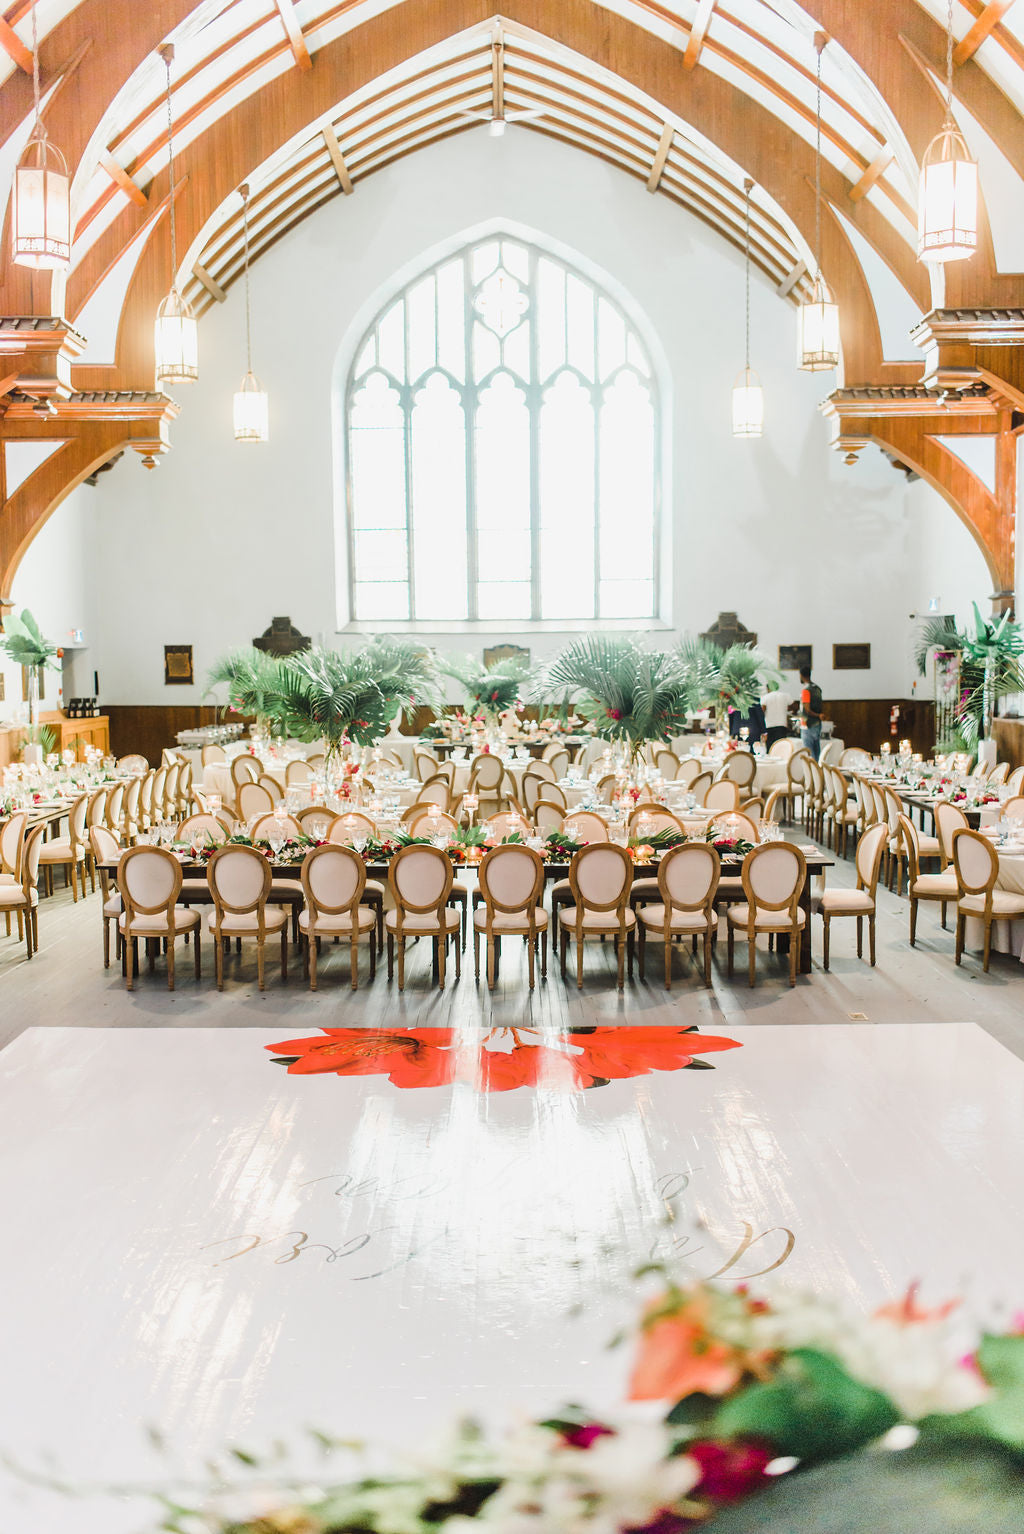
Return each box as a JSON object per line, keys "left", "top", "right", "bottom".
{"left": 797, "top": 33, "right": 840, "bottom": 372}
{"left": 918, "top": 0, "right": 977, "bottom": 264}
{"left": 11, "top": 1, "right": 71, "bottom": 271}
{"left": 233, "top": 184, "right": 269, "bottom": 443}
{"left": 732, "top": 178, "right": 763, "bottom": 439}
{"left": 154, "top": 43, "right": 198, "bottom": 388}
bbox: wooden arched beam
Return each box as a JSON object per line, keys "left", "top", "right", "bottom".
{"left": 68, "top": 0, "right": 902, "bottom": 391}
{"left": 842, "top": 413, "right": 1013, "bottom": 604}
{"left": 0, "top": 406, "right": 177, "bottom": 597}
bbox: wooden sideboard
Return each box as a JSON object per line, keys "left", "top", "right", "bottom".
{"left": 0, "top": 711, "right": 109, "bottom": 769}
{"left": 993, "top": 717, "right": 1024, "bottom": 771}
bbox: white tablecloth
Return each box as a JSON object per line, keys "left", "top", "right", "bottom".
{"left": 963, "top": 844, "right": 1024, "bottom": 960}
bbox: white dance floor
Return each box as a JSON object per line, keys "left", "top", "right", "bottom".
{"left": 0, "top": 1021, "right": 1021, "bottom": 1530}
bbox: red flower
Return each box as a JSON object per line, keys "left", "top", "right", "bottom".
{"left": 559, "top": 1422, "right": 616, "bottom": 1449}
{"left": 607, "top": 708, "right": 623, "bottom": 721}
{"left": 686, "top": 1439, "right": 774, "bottom": 1503}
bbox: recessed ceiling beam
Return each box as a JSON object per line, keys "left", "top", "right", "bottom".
{"left": 777, "top": 258, "right": 807, "bottom": 298}
{"left": 683, "top": 0, "right": 716, "bottom": 71}
{"left": 192, "top": 262, "right": 226, "bottom": 303}
{"left": 953, "top": 1, "right": 1016, "bottom": 66}
{"left": 99, "top": 151, "right": 148, "bottom": 209}
{"left": 646, "top": 123, "right": 673, "bottom": 192}
{"left": 322, "top": 124, "right": 354, "bottom": 194}
{"left": 848, "top": 146, "right": 894, "bottom": 202}
{"left": 273, "top": 0, "right": 311, "bottom": 71}
{"left": 0, "top": 18, "right": 32, "bottom": 74}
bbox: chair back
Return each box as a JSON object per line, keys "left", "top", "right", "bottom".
{"left": 118, "top": 753, "right": 149, "bottom": 772}
{"left": 761, "top": 787, "right": 785, "bottom": 826}
{"left": 177, "top": 762, "right": 193, "bottom": 813}
{"left": 231, "top": 755, "right": 261, "bottom": 790}
{"left": 536, "top": 782, "right": 566, "bottom": 813}
{"left": 301, "top": 843, "right": 366, "bottom": 929}
{"left": 840, "top": 747, "right": 872, "bottom": 768}
{"left": 329, "top": 811, "right": 377, "bottom": 842}
{"left": 207, "top": 844, "right": 273, "bottom": 931}
{"left": 1002, "top": 794, "right": 1024, "bottom": 823}
{"left": 89, "top": 823, "right": 121, "bottom": 865}
{"left": 568, "top": 843, "right": 633, "bottom": 912}
{"left": 658, "top": 841, "right": 720, "bottom": 911}
{"left": 163, "top": 763, "right": 180, "bottom": 817}
{"left": 67, "top": 793, "right": 88, "bottom": 851}
{"left": 258, "top": 773, "right": 284, "bottom": 805}
{"left": 521, "top": 770, "right": 546, "bottom": 813}
{"left": 820, "top": 740, "right": 842, "bottom": 767}
{"left": 306, "top": 753, "right": 326, "bottom": 772}
{"left": 286, "top": 759, "right": 313, "bottom": 785}
{"left": 987, "top": 761, "right": 1010, "bottom": 786}
{"left": 0, "top": 809, "right": 28, "bottom": 877}
{"left": 546, "top": 747, "right": 570, "bottom": 780}
{"left": 124, "top": 776, "right": 142, "bottom": 828}
{"left": 296, "top": 805, "right": 336, "bottom": 839}
{"left": 628, "top": 805, "right": 683, "bottom": 835}
{"left": 428, "top": 759, "right": 457, "bottom": 786}
{"left": 952, "top": 828, "right": 998, "bottom": 902}
{"left": 201, "top": 744, "right": 226, "bottom": 766}
{"left": 404, "top": 805, "right": 458, "bottom": 837}
{"left": 139, "top": 770, "right": 155, "bottom": 823}
{"left": 741, "top": 842, "right": 805, "bottom": 915}
{"left": 676, "top": 757, "right": 702, "bottom": 785}
{"left": 854, "top": 820, "right": 888, "bottom": 896}
{"left": 768, "top": 737, "right": 796, "bottom": 760}
{"left": 786, "top": 750, "right": 809, "bottom": 791}
{"left": 106, "top": 781, "right": 125, "bottom": 832}
{"left": 413, "top": 748, "right": 438, "bottom": 782}
{"left": 251, "top": 812, "right": 303, "bottom": 841}
{"left": 595, "top": 773, "right": 619, "bottom": 804}
{"left": 533, "top": 801, "right": 564, "bottom": 834}
{"left": 238, "top": 780, "right": 275, "bottom": 823}
{"left": 707, "top": 810, "right": 760, "bottom": 844}
{"left": 934, "top": 800, "right": 969, "bottom": 865}
{"left": 704, "top": 778, "right": 740, "bottom": 812}
{"left": 896, "top": 813, "right": 922, "bottom": 884}
{"left": 178, "top": 813, "right": 229, "bottom": 846}
{"left": 881, "top": 785, "right": 903, "bottom": 836}
{"left": 739, "top": 796, "right": 763, "bottom": 824}
{"left": 1006, "top": 765, "right": 1024, "bottom": 795}
{"left": 387, "top": 844, "right": 454, "bottom": 926}
{"left": 529, "top": 759, "right": 556, "bottom": 783}
{"left": 119, "top": 846, "right": 183, "bottom": 928}
{"left": 21, "top": 824, "right": 44, "bottom": 895}
{"left": 655, "top": 748, "right": 680, "bottom": 779}
{"left": 688, "top": 771, "right": 712, "bottom": 804}
{"left": 719, "top": 751, "right": 756, "bottom": 788}
{"left": 416, "top": 774, "right": 452, "bottom": 810}
{"left": 804, "top": 756, "right": 825, "bottom": 801}
{"left": 151, "top": 765, "right": 167, "bottom": 815}
{"left": 87, "top": 786, "right": 109, "bottom": 829}
{"left": 564, "top": 811, "right": 610, "bottom": 843}
{"left": 479, "top": 844, "right": 544, "bottom": 919}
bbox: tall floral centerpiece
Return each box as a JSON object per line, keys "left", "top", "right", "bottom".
{"left": 204, "top": 647, "right": 294, "bottom": 742}
{"left": 437, "top": 653, "right": 532, "bottom": 734}
{"left": 536, "top": 636, "right": 702, "bottom": 766}
{"left": 0, "top": 607, "right": 61, "bottom": 762}
{"left": 915, "top": 604, "right": 1024, "bottom": 754}
{"left": 675, "top": 635, "right": 781, "bottom": 734}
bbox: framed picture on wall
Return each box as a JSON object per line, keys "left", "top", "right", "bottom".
{"left": 833, "top": 643, "right": 871, "bottom": 670}
{"left": 778, "top": 644, "right": 812, "bottom": 673}
{"left": 164, "top": 645, "right": 194, "bottom": 686}
{"left": 0, "top": 672, "right": 4, "bottom": 701}
{"left": 484, "top": 644, "right": 530, "bottom": 667}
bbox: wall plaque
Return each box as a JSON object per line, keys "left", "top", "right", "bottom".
{"left": 701, "top": 612, "right": 758, "bottom": 650}
{"left": 164, "top": 645, "right": 194, "bottom": 686}
{"left": 483, "top": 644, "right": 529, "bottom": 667}
{"left": 833, "top": 643, "right": 871, "bottom": 670}
{"left": 778, "top": 645, "right": 812, "bottom": 673}
{"left": 253, "top": 616, "right": 310, "bottom": 657}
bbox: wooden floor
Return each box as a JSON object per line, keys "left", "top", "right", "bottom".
{"left": 2, "top": 836, "right": 1023, "bottom": 1062}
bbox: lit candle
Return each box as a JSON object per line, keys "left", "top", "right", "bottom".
{"left": 880, "top": 743, "right": 891, "bottom": 755}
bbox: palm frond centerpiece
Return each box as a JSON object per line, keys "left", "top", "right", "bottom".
{"left": 535, "top": 636, "right": 699, "bottom": 759}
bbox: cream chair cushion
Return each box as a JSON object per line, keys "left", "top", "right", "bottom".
{"left": 473, "top": 906, "right": 549, "bottom": 933}
{"left": 558, "top": 906, "right": 636, "bottom": 933}
{"left": 119, "top": 907, "right": 198, "bottom": 934}
{"left": 207, "top": 906, "right": 288, "bottom": 934}
{"left": 912, "top": 873, "right": 959, "bottom": 896}
{"left": 385, "top": 908, "right": 460, "bottom": 935}
{"left": 726, "top": 904, "right": 806, "bottom": 931}
{"left": 819, "top": 889, "right": 874, "bottom": 915}
{"left": 958, "top": 891, "right": 1024, "bottom": 917}
{"left": 299, "top": 906, "right": 376, "bottom": 936}
{"left": 638, "top": 904, "right": 717, "bottom": 932}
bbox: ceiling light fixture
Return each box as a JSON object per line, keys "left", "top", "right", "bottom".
{"left": 154, "top": 42, "right": 198, "bottom": 388}
{"left": 11, "top": 1, "right": 71, "bottom": 271}
{"left": 732, "top": 178, "right": 763, "bottom": 438}
{"left": 797, "top": 33, "right": 840, "bottom": 372}
{"left": 233, "top": 184, "right": 268, "bottom": 442}
{"left": 918, "top": 0, "right": 978, "bottom": 264}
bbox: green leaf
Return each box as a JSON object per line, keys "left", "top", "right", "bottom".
{"left": 922, "top": 1335, "right": 1024, "bottom": 1456}
{"left": 710, "top": 1348, "right": 899, "bottom": 1463}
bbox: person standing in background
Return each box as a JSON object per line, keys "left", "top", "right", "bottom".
{"left": 761, "top": 681, "right": 793, "bottom": 750}
{"left": 799, "top": 666, "right": 823, "bottom": 760}
{"left": 729, "top": 698, "right": 766, "bottom": 743}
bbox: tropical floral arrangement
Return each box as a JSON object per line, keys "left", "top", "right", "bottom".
{"left": 94, "top": 1275, "right": 1024, "bottom": 1533}
{"left": 438, "top": 653, "right": 531, "bottom": 723}
{"left": 916, "top": 603, "right": 1024, "bottom": 749}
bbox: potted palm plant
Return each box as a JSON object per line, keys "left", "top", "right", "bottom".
{"left": 915, "top": 604, "right": 1024, "bottom": 757}
{"left": 437, "top": 652, "right": 532, "bottom": 730}
{"left": 535, "top": 636, "right": 702, "bottom": 765}
{"left": 0, "top": 608, "right": 61, "bottom": 763}
{"left": 675, "top": 635, "right": 780, "bottom": 717}
{"left": 204, "top": 647, "right": 294, "bottom": 739}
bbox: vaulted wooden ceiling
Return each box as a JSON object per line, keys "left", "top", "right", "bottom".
{"left": 2, "top": 1, "right": 1024, "bottom": 603}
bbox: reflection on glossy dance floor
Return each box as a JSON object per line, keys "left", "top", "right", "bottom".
{"left": 0, "top": 1021, "right": 1022, "bottom": 1530}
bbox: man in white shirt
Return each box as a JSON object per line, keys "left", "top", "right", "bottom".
{"left": 761, "top": 682, "right": 793, "bottom": 751}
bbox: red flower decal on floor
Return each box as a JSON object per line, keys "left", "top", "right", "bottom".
{"left": 267, "top": 1026, "right": 741, "bottom": 1093}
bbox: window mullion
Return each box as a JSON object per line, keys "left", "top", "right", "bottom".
{"left": 464, "top": 251, "right": 478, "bottom": 623}
{"left": 528, "top": 244, "right": 541, "bottom": 623}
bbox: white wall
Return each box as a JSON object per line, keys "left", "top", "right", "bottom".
{"left": 76, "top": 130, "right": 990, "bottom": 709}
{"left": 1, "top": 484, "right": 98, "bottom": 725}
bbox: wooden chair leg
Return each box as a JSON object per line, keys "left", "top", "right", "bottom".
{"left": 386, "top": 933, "right": 393, "bottom": 981}
{"left": 983, "top": 917, "right": 992, "bottom": 973}
{"left": 487, "top": 933, "right": 495, "bottom": 991}
{"left": 309, "top": 929, "right": 318, "bottom": 990}
{"left": 703, "top": 927, "right": 713, "bottom": 987}
{"left": 125, "top": 931, "right": 134, "bottom": 990}
{"left": 823, "top": 915, "right": 830, "bottom": 971}
{"left": 727, "top": 923, "right": 734, "bottom": 976}
{"left": 473, "top": 927, "right": 480, "bottom": 981}
{"left": 281, "top": 927, "right": 289, "bottom": 983}
{"left": 789, "top": 925, "right": 798, "bottom": 986}
{"left": 955, "top": 912, "right": 964, "bottom": 966}
{"left": 856, "top": 915, "right": 863, "bottom": 959}
{"left": 397, "top": 934, "right": 406, "bottom": 991}
{"left": 24, "top": 905, "right": 33, "bottom": 960}
{"left": 350, "top": 936, "right": 359, "bottom": 990}
{"left": 167, "top": 939, "right": 175, "bottom": 991}
{"left": 527, "top": 928, "right": 535, "bottom": 990}
{"left": 748, "top": 928, "right": 757, "bottom": 988}
{"left": 910, "top": 897, "right": 918, "bottom": 946}
{"left": 869, "top": 913, "right": 876, "bottom": 966}
{"left": 577, "top": 932, "right": 585, "bottom": 990}
{"left": 540, "top": 928, "right": 547, "bottom": 980}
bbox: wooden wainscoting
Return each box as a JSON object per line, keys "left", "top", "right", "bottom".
{"left": 992, "top": 718, "right": 1024, "bottom": 770}
{"left": 107, "top": 699, "right": 937, "bottom": 766}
